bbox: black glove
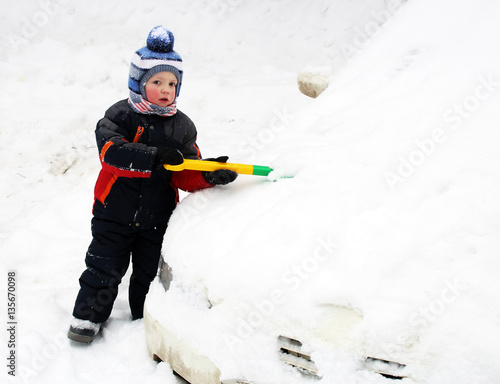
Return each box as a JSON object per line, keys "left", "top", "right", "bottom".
{"left": 155, "top": 147, "right": 184, "bottom": 167}
{"left": 204, "top": 156, "right": 229, "bottom": 163}
{"left": 202, "top": 156, "right": 237, "bottom": 185}
{"left": 204, "top": 169, "right": 238, "bottom": 185}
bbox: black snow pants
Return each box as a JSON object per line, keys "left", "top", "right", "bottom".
{"left": 72, "top": 217, "right": 167, "bottom": 323}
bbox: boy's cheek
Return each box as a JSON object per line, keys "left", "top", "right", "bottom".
{"left": 145, "top": 88, "right": 159, "bottom": 102}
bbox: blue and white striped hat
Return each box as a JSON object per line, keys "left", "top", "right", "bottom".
{"left": 128, "top": 26, "right": 183, "bottom": 100}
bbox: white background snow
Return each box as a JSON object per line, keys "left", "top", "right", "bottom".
{"left": 1, "top": 0, "right": 500, "bottom": 383}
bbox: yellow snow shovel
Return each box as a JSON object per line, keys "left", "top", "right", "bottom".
{"left": 163, "top": 159, "right": 273, "bottom": 176}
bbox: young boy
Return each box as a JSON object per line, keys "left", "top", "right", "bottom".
{"left": 68, "top": 26, "right": 237, "bottom": 343}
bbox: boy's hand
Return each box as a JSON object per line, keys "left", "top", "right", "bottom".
{"left": 202, "top": 156, "right": 237, "bottom": 185}
{"left": 204, "top": 169, "right": 238, "bottom": 185}
{"left": 155, "top": 147, "right": 184, "bottom": 166}
{"left": 203, "top": 156, "right": 229, "bottom": 163}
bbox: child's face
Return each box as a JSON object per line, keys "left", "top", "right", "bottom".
{"left": 144, "top": 71, "right": 178, "bottom": 107}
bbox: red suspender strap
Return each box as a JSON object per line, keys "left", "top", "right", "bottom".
{"left": 133, "top": 126, "right": 144, "bottom": 143}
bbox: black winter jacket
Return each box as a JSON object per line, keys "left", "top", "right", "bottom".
{"left": 92, "top": 99, "right": 212, "bottom": 228}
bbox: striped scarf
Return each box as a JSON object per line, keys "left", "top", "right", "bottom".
{"left": 128, "top": 91, "right": 177, "bottom": 117}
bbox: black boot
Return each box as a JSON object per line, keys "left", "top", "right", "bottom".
{"left": 68, "top": 318, "right": 102, "bottom": 343}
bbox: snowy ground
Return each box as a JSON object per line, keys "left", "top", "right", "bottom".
{"left": 1, "top": 0, "right": 500, "bottom": 383}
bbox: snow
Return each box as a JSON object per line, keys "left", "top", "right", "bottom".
{"left": 1, "top": 0, "right": 500, "bottom": 383}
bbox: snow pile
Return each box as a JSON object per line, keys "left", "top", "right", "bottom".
{"left": 153, "top": 0, "right": 500, "bottom": 383}
{"left": 1, "top": 0, "right": 500, "bottom": 383}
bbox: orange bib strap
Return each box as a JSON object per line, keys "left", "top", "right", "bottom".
{"left": 133, "top": 126, "right": 144, "bottom": 143}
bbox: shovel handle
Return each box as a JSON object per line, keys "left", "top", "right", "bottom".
{"left": 163, "top": 159, "right": 272, "bottom": 176}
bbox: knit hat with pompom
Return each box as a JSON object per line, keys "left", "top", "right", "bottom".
{"left": 128, "top": 26, "right": 183, "bottom": 101}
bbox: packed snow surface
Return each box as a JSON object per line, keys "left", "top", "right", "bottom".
{"left": 1, "top": 0, "right": 500, "bottom": 383}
